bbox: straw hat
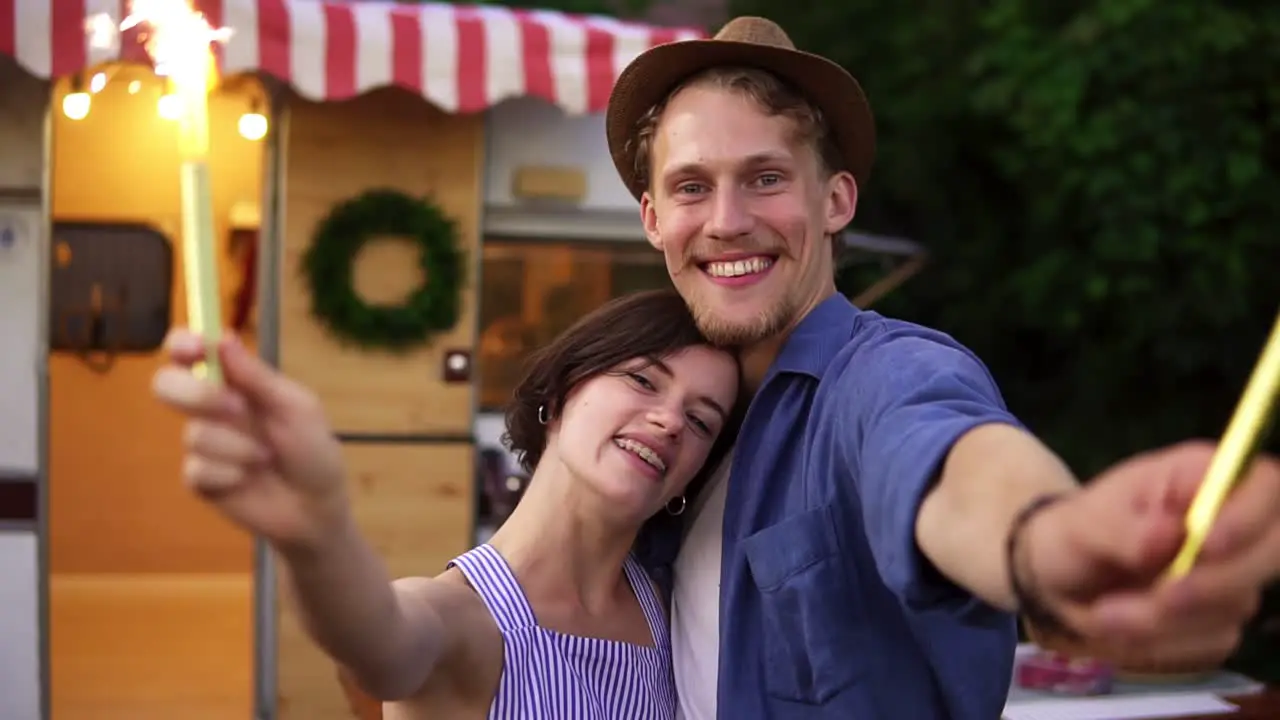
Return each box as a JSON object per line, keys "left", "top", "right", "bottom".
{"left": 606, "top": 16, "right": 876, "bottom": 201}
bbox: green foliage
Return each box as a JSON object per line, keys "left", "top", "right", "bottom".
{"left": 962, "top": 0, "right": 1279, "bottom": 471}
{"left": 732, "top": 0, "right": 1279, "bottom": 678}
{"left": 302, "top": 189, "right": 465, "bottom": 352}
{"left": 735, "top": 0, "right": 1278, "bottom": 472}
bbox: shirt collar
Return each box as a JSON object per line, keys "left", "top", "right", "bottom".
{"left": 767, "top": 293, "right": 862, "bottom": 381}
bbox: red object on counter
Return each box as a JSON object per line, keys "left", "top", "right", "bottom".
{"left": 1016, "top": 650, "right": 1115, "bottom": 696}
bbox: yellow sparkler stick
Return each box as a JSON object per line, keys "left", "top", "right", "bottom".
{"left": 116, "top": 0, "right": 231, "bottom": 383}
{"left": 1167, "top": 309, "right": 1280, "bottom": 577}
{"left": 172, "top": 45, "right": 223, "bottom": 384}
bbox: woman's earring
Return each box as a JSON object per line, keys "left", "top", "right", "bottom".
{"left": 665, "top": 495, "right": 687, "bottom": 516}
{"left": 537, "top": 405, "right": 549, "bottom": 425}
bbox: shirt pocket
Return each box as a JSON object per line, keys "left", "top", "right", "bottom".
{"left": 741, "top": 503, "right": 868, "bottom": 705}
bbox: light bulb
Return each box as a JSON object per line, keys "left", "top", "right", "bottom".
{"left": 157, "top": 94, "right": 182, "bottom": 120}
{"left": 89, "top": 72, "right": 107, "bottom": 93}
{"left": 62, "top": 92, "right": 91, "bottom": 120}
{"left": 238, "top": 112, "right": 268, "bottom": 141}
{"left": 127, "top": 80, "right": 141, "bottom": 94}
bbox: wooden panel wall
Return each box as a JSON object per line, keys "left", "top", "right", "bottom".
{"left": 276, "top": 88, "right": 482, "bottom": 720}
{"left": 276, "top": 444, "right": 473, "bottom": 720}
{"left": 279, "top": 90, "right": 479, "bottom": 436}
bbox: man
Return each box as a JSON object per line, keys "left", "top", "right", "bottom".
{"left": 606, "top": 16, "right": 1280, "bottom": 719}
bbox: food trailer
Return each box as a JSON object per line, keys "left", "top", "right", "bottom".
{"left": 0, "top": 1, "right": 703, "bottom": 718}
{"left": 0, "top": 1, "right": 923, "bottom": 717}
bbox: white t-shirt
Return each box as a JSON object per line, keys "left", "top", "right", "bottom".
{"left": 671, "top": 449, "right": 732, "bottom": 720}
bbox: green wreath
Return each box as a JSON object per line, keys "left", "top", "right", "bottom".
{"left": 302, "top": 188, "right": 465, "bottom": 351}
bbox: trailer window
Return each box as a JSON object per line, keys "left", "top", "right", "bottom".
{"left": 477, "top": 237, "right": 670, "bottom": 411}
{"left": 49, "top": 222, "right": 174, "bottom": 362}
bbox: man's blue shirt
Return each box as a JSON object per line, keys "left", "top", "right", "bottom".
{"left": 715, "top": 293, "right": 1021, "bottom": 718}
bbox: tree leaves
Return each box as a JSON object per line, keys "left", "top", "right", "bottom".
{"left": 729, "top": 0, "right": 1278, "bottom": 675}
{"left": 731, "top": 0, "right": 1277, "bottom": 474}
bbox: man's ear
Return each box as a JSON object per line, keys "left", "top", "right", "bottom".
{"left": 824, "top": 171, "right": 858, "bottom": 235}
{"left": 640, "top": 192, "right": 663, "bottom": 252}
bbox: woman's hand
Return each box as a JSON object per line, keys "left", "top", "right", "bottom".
{"left": 152, "top": 330, "right": 351, "bottom": 552}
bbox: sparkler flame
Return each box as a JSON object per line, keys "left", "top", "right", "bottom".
{"left": 119, "top": 0, "right": 233, "bottom": 81}
{"left": 85, "top": 1, "right": 232, "bottom": 155}
{"left": 86, "top": 1, "right": 232, "bottom": 70}
{"left": 84, "top": 14, "right": 121, "bottom": 54}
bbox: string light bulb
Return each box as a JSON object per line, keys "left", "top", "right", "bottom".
{"left": 238, "top": 98, "right": 268, "bottom": 140}
{"left": 89, "top": 72, "right": 108, "bottom": 93}
{"left": 62, "top": 74, "right": 91, "bottom": 120}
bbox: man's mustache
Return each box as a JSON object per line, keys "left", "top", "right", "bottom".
{"left": 681, "top": 241, "right": 784, "bottom": 265}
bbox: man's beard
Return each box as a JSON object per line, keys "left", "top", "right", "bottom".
{"left": 690, "top": 293, "right": 795, "bottom": 348}
{"left": 676, "top": 241, "right": 795, "bottom": 347}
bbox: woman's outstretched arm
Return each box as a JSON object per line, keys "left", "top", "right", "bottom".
{"left": 278, "top": 517, "right": 459, "bottom": 701}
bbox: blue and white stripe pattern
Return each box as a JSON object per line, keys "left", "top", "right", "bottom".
{"left": 448, "top": 543, "right": 677, "bottom": 719}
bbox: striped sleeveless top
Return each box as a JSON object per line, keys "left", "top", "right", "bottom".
{"left": 448, "top": 543, "right": 677, "bottom": 720}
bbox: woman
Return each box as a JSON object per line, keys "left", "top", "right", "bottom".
{"left": 152, "top": 289, "right": 742, "bottom": 719}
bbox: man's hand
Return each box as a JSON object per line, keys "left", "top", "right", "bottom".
{"left": 1022, "top": 441, "right": 1280, "bottom": 668}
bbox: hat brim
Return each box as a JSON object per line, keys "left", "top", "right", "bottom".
{"left": 606, "top": 38, "right": 876, "bottom": 201}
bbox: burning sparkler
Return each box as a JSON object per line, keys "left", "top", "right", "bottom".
{"left": 88, "top": 0, "right": 233, "bottom": 383}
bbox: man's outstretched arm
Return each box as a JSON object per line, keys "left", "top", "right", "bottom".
{"left": 916, "top": 422, "right": 1079, "bottom": 610}
{"left": 833, "top": 324, "right": 1072, "bottom": 610}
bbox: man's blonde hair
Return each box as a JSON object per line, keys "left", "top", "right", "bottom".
{"left": 627, "top": 66, "right": 843, "bottom": 194}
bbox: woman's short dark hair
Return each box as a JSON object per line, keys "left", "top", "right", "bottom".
{"left": 503, "top": 288, "right": 742, "bottom": 477}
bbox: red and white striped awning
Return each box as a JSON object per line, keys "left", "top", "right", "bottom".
{"left": 0, "top": 0, "right": 704, "bottom": 114}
